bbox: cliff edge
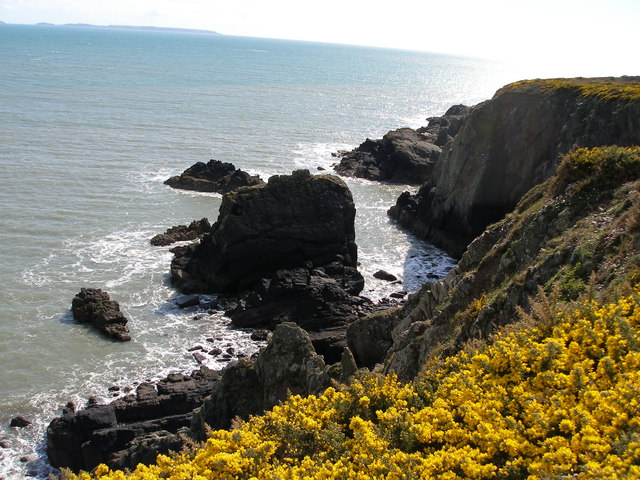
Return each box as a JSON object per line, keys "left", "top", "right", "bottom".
{"left": 389, "top": 77, "right": 640, "bottom": 257}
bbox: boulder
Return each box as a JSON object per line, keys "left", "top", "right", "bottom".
{"left": 150, "top": 218, "right": 211, "bottom": 246}
{"left": 46, "top": 367, "right": 219, "bottom": 472}
{"left": 164, "top": 159, "right": 264, "bottom": 194}
{"left": 71, "top": 288, "right": 131, "bottom": 341}
{"left": 9, "top": 416, "right": 31, "bottom": 428}
{"left": 389, "top": 77, "right": 640, "bottom": 257}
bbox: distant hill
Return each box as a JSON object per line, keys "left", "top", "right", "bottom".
{"left": 62, "top": 23, "right": 219, "bottom": 35}
{"left": 0, "top": 21, "right": 219, "bottom": 34}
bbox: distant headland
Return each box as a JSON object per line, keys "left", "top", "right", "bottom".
{"left": 1, "top": 21, "right": 219, "bottom": 35}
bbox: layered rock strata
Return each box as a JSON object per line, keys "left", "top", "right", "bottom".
{"left": 389, "top": 78, "right": 640, "bottom": 257}
{"left": 71, "top": 288, "right": 131, "bottom": 341}
{"left": 164, "top": 159, "right": 264, "bottom": 194}
{"left": 46, "top": 367, "right": 219, "bottom": 472}
{"left": 333, "top": 105, "right": 469, "bottom": 184}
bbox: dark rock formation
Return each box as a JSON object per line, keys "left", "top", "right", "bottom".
{"left": 47, "top": 323, "right": 349, "bottom": 473}
{"left": 334, "top": 128, "right": 440, "bottom": 184}
{"left": 71, "top": 288, "right": 131, "bottom": 341}
{"left": 417, "top": 104, "right": 470, "bottom": 146}
{"left": 164, "top": 159, "right": 264, "bottom": 194}
{"left": 170, "top": 170, "right": 365, "bottom": 361}
{"left": 389, "top": 78, "right": 640, "bottom": 257}
{"left": 373, "top": 270, "right": 397, "bottom": 282}
{"left": 10, "top": 416, "right": 31, "bottom": 428}
{"left": 191, "top": 322, "right": 333, "bottom": 438}
{"left": 150, "top": 218, "right": 211, "bottom": 246}
{"left": 46, "top": 367, "right": 219, "bottom": 472}
{"left": 333, "top": 106, "right": 469, "bottom": 184}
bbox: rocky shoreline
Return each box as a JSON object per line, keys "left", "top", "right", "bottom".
{"left": 45, "top": 77, "right": 640, "bottom": 475}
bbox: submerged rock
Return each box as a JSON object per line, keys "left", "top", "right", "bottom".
{"left": 164, "top": 159, "right": 264, "bottom": 194}
{"left": 71, "top": 288, "right": 131, "bottom": 341}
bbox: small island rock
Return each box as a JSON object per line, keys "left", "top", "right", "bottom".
{"left": 164, "top": 159, "right": 264, "bottom": 194}
{"left": 71, "top": 288, "right": 131, "bottom": 341}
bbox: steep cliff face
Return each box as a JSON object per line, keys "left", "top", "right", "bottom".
{"left": 351, "top": 146, "right": 640, "bottom": 380}
{"left": 389, "top": 77, "right": 640, "bottom": 257}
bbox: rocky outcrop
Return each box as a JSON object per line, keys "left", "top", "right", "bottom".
{"left": 71, "top": 288, "right": 131, "bottom": 341}
{"left": 150, "top": 218, "right": 211, "bottom": 246}
{"left": 46, "top": 367, "right": 219, "bottom": 472}
{"left": 389, "top": 78, "right": 640, "bottom": 257}
{"left": 417, "top": 104, "right": 470, "bottom": 146}
{"left": 46, "top": 322, "right": 347, "bottom": 473}
{"left": 367, "top": 145, "right": 640, "bottom": 380}
{"left": 191, "top": 322, "right": 334, "bottom": 438}
{"left": 333, "top": 106, "right": 469, "bottom": 184}
{"left": 164, "top": 159, "right": 264, "bottom": 194}
{"left": 170, "top": 170, "right": 365, "bottom": 361}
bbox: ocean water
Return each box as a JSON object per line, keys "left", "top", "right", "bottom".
{"left": 0, "top": 24, "right": 523, "bottom": 478}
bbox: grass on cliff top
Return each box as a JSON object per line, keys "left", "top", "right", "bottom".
{"left": 67, "top": 284, "right": 640, "bottom": 479}
{"left": 498, "top": 77, "right": 640, "bottom": 100}
{"left": 551, "top": 145, "right": 640, "bottom": 196}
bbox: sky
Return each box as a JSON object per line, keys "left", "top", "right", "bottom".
{"left": 1, "top": 0, "right": 639, "bottom": 76}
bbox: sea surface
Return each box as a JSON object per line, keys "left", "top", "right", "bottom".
{"left": 0, "top": 24, "right": 524, "bottom": 478}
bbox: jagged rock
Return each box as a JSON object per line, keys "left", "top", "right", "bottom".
{"left": 71, "top": 288, "right": 131, "bottom": 341}
{"left": 389, "top": 77, "right": 640, "bottom": 257}
{"left": 347, "top": 308, "right": 402, "bottom": 369}
{"left": 333, "top": 106, "right": 469, "bottom": 184}
{"left": 334, "top": 128, "right": 441, "bottom": 184}
{"left": 164, "top": 159, "right": 264, "bottom": 194}
{"left": 417, "top": 104, "right": 470, "bottom": 146}
{"left": 170, "top": 170, "right": 365, "bottom": 359}
{"left": 150, "top": 218, "right": 211, "bottom": 246}
{"left": 46, "top": 367, "right": 219, "bottom": 472}
{"left": 191, "top": 322, "right": 333, "bottom": 439}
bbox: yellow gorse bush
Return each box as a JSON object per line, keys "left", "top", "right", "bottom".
{"left": 69, "top": 289, "right": 640, "bottom": 480}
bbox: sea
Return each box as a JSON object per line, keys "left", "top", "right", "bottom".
{"left": 0, "top": 24, "right": 526, "bottom": 478}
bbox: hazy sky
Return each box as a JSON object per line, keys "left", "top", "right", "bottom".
{"left": 1, "top": 0, "right": 639, "bottom": 76}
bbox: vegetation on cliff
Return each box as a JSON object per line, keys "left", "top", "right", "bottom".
{"left": 499, "top": 77, "right": 640, "bottom": 101}
{"left": 62, "top": 142, "right": 640, "bottom": 478}
{"left": 66, "top": 283, "right": 640, "bottom": 479}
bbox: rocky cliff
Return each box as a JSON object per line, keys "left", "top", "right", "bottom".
{"left": 389, "top": 77, "right": 640, "bottom": 257}
{"left": 350, "top": 145, "right": 640, "bottom": 379}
